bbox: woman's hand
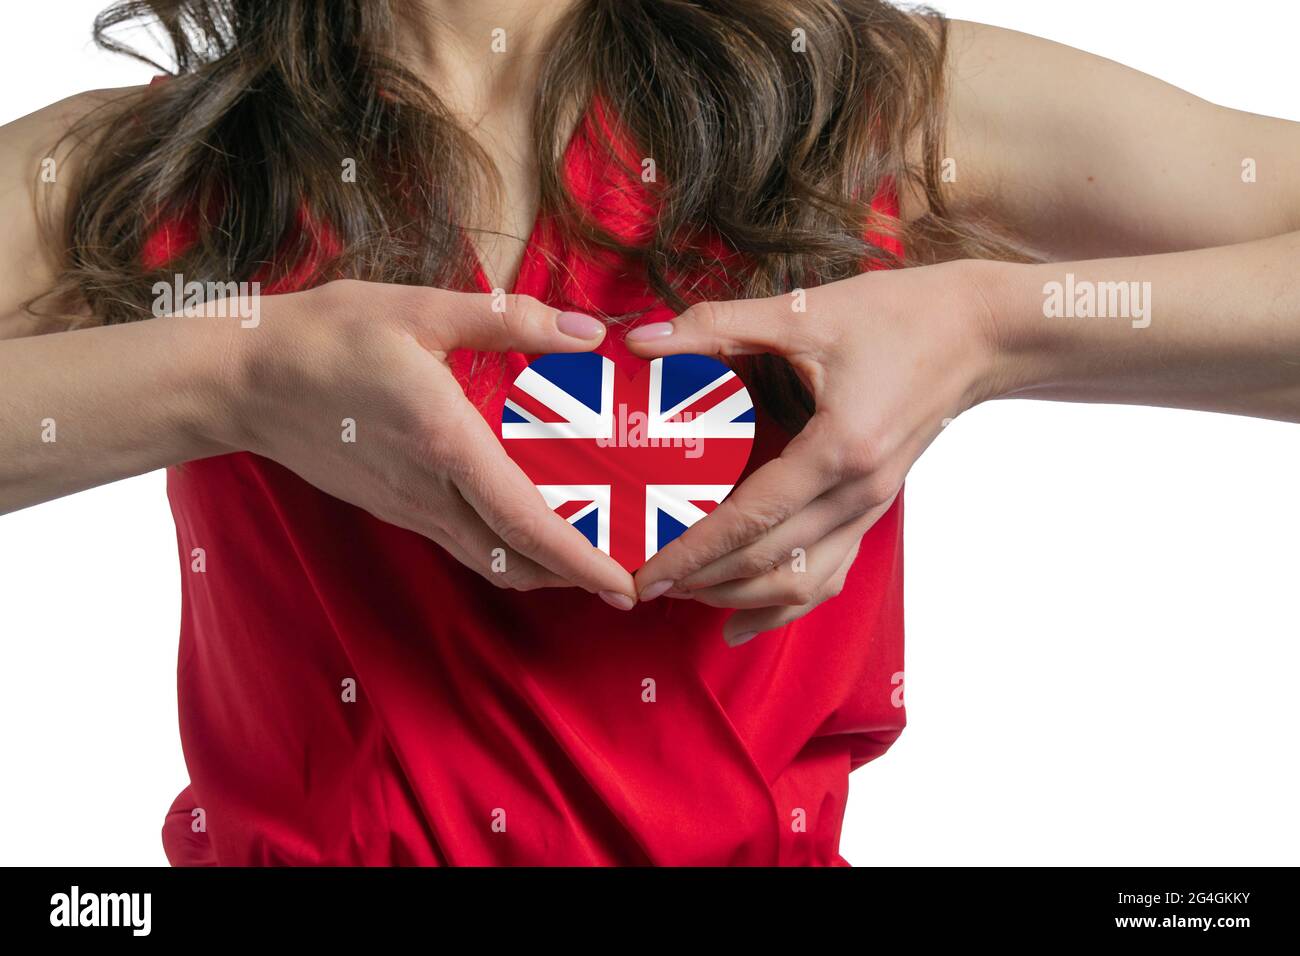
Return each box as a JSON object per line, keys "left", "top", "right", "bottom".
{"left": 625, "top": 260, "right": 1007, "bottom": 642}
{"left": 222, "top": 279, "right": 637, "bottom": 606}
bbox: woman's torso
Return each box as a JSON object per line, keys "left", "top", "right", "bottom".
{"left": 158, "top": 98, "right": 906, "bottom": 866}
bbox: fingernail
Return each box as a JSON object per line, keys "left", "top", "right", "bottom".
{"left": 557, "top": 311, "right": 605, "bottom": 339}
{"left": 599, "top": 590, "right": 635, "bottom": 611}
{"left": 639, "top": 580, "right": 674, "bottom": 601}
{"left": 626, "top": 321, "right": 675, "bottom": 342}
{"left": 725, "top": 630, "right": 759, "bottom": 647}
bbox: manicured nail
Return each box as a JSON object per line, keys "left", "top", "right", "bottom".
{"left": 626, "top": 321, "right": 675, "bottom": 342}
{"left": 557, "top": 311, "right": 605, "bottom": 339}
{"left": 599, "top": 590, "right": 635, "bottom": 611}
{"left": 639, "top": 580, "right": 675, "bottom": 601}
{"left": 725, "top": 630, "right": 759, "bottom": 647}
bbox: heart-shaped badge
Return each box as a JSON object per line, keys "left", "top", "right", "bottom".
{"left": 500, "top": 353, "right": 755, "bottom": 572}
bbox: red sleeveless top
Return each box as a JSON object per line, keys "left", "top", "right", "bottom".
{"left": 152, "top": 96, "right": 906, "bottom": 866}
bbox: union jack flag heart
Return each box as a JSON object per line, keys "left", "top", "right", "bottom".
{"left": 499, "top": 353, "right": 756, "bottom": 572}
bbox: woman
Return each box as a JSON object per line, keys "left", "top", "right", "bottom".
{"left": 1, "top": 0, "right": 1297, "bottom": 865}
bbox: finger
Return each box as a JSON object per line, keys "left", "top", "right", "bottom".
{"left": 633, "top": 415, "right": 838, "bottom": 598}
{"left": 722, "top": 541, "right": 859, "bottom": 647}
{"left": 685, "top": 517, "right": 861, "bottom": 612}
{"left": 435, "top": 489, "right": 571, "bottom": 591}
{"left": 623, "top": 296, "right": 801, "bottom": 358}
{"left": 449, "top": 407, "right": 637, "bottom": 605}
{"left": 679, "top": 487, "right": 896, "bottom": 590}
{"left": 724, "top": 603, "right": 816, "bottom": 647}
{"left": 406, "top": 288, "right": 607, "bottom": 354}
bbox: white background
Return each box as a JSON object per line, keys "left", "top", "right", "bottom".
{"left": 1, "top": 1, "right": 1297, "bottom": 866}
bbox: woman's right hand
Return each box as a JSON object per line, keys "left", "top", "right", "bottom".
{"left": 217, "top": 279, "right": 637, "bottom": 607}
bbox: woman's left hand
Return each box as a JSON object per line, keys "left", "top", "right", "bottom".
{"left": 625, "top": 259, "right": 1010, "bottom": 645}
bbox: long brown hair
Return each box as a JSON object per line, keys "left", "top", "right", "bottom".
{"left": 40, "top": 0, "right": 1022, "bottom": 425}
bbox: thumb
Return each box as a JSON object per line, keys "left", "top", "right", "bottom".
{"left": 624, "top": 297, "right": 793, "bottom": 358}
{"left": 427, "top": 291, "right": 607, "bottom": 353}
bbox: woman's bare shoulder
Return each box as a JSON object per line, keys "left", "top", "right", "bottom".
{"left": 0, "top": 86, "right": 150, "bottom": 336}
{"left": 0, "top": 85, "right": 147, "bottom": 180}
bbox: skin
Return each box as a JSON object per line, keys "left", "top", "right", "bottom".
{"left": 2, "top": 6, "right": 1299, "bottom": 640}
{"left": 629, "top": 22, "right": 1300, "bottom": 640}
{"left": 394, "top": 0, "right": 577, "bottom": 287}
{"left": 0, "top": 2, "right": 638, "bottom": 609}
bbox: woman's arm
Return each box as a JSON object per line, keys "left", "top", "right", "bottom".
{"left": 0, "top": 89, "right": 228, "bottom": 508}
{"left": 0, "top": 315, "right": 240, "bottom": 510}
{"left": 936, "top": 20, "right": 1300, "bottom": 258}
{"left": 626, "top": 235, "right": 1300, "bottom": 633}
{"left": 979, "top": 233, "right": 1300, "bottom": 421}
{"left": 0, "top": 94, "right": 636, "bottom": 605}
{"left": 937, "top": 20, "right": 1300, "bottom": 417}
{"left": 627, "top": 21, "right": 1300, "bottom": 635}
{"left": 1, "top": 278, "right": 638, "bottom": 611}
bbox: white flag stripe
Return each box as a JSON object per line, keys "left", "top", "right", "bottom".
{"left": 656, "top": 368, "right": 737, "bottom": 422}
{"left": 644, "top": 484, "right": 734, "bottom": 561}
{"left": 502, "top": 399, "right": 543, "bottom": 426}
{"left": 537, "top": 484, "right": 611, "bottom": 554}
{"left": 651, "top": 387, "right": 755, "bottom": 439}
{"left": 501, "top": 364, "right": 611, "bottom": 439}
{"left": 504, "top": 421, "right": 617, "bottom": 440}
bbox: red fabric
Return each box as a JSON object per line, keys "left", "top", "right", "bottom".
{"left": 158, "top": 97, "right": 906, "bottom": 866}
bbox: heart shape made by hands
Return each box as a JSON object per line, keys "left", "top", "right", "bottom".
{"left": 499, "top": 352, "right": 756, "bottom": 572}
